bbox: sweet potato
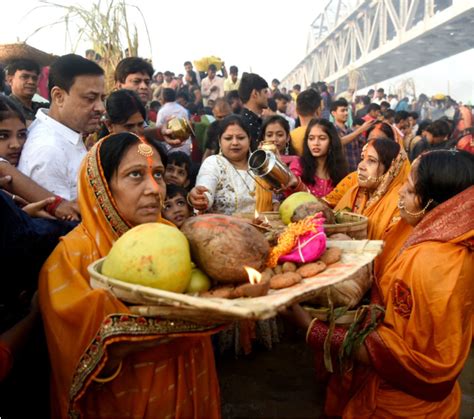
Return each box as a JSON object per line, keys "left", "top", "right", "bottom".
{"left": 319, "top": 247, "right": 342, "bottom": 265}
{"left": 182, "top": 215, "right": 269, "bottom": 283}
{"left": 269, "top": 272, "right": 302, "bottom": 289}
{"left": 296, "top": 261, "right": 327, "bottom": 278}
{"left": 282, "top": 262, "right": 297, "bottom": 273}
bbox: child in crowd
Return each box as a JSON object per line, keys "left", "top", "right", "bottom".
{"left": 164, "top": 151, "right": 192, "bottom": 189}
{"left": 162, "top": 184, "right": 193, "bottom": 228}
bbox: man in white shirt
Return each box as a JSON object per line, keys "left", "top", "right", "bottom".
{"left": 201, "top": 64, "right": 225, "bottom": 106}
{"left": 18, "top": 54, "right": 105, "bottom": 201}
{"left": 156, "top": 88, "right": 192, "bottom": 155}
{"left": 223, "top": 65, "right": 240, "bottom": 93}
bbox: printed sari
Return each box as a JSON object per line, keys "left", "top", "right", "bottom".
{"left": 334, "top": 149, "right": 409, "bottom": 240}
{"left": 326, "top": 186, "right": 474, "bottom": 418}
{"left": 39, "top": 137, "right": 221, "bottom": 418}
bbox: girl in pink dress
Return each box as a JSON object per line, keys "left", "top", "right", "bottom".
{"left": 289, "top": 118, "right": 348, "bottom": 198}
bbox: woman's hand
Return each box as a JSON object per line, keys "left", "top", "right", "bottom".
{"left": 188, "top": 186, "right": 209, "bottom": 211}
{"left": 279, "top": 303, "right": 313, "bottom": 331}
{"left": 22, "top": 197, "right": 56, "bottom": 219}
{"left": 55, "top": 200, "right": 81, "bottom": 221}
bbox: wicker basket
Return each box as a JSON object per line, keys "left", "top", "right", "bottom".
{"left": 0, "top": 43, "right": 57, "bottom": 67}
{"left": 235, "top": 210, "right": 368, "bottom": 240}
{"left": 325, "top": 211, "right": 368, "bottom": 239}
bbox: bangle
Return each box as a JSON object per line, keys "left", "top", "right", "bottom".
{"left": 186, "top": 192, "right": 194, "bottom": 207}
{"left": 92, "top": 361, "right": 123, "bottom": 383}
{"left": 45, "top": 196, "right": 64, "bottom": 216}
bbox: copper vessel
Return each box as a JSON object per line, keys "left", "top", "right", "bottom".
{"left": 167, "top": 117, "right": 194, "bottom": 141}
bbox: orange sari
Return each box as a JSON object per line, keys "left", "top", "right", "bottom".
{"left": 39, "top": 138, "right": 221, "bottom": 418}
{"left": 328, "top": 186, "right": 474, "bottom": 418}
{"left": 334, "top": 149, "right": 409, "bottom": 240}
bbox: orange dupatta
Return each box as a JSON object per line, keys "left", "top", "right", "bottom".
{"left": 39, "top": 137, "right": 221, "bottom": 418}
{"left": 334, "top": 149, "right": 410, "bottom": 240}
{"left": 342, "top": 187, "right": 474, "bottom": 418}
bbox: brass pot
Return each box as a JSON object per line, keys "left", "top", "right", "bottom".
{"left": 167, "top": 117, "right": 194, "bottom": 141}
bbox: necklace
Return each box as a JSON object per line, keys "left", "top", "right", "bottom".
{"left": 219, "top": 155, "right": 255, "bottom": 197}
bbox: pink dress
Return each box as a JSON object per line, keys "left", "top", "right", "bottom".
{"left": 289, "top": 158, "right": 334, "bottom": 198}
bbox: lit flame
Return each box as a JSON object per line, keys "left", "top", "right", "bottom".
{"left": 254, "top": 209, "right": 260, "bottom": 220}
{"left": 263, "top": 214, "right": 269, "bottom": 224}
{"left": 243, "top": 266, "right": 262, "bottom": 284}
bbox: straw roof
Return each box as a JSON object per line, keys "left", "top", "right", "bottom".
{"left": 0, "top": 42, "right": 57, "bottom": 67}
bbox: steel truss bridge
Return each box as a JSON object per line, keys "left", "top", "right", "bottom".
{"left": 281, "top": 0, "right": 474, "bottom": 92}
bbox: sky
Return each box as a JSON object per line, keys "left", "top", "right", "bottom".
{"left": 1, "top": 0, "right": 473, "bottom": 102}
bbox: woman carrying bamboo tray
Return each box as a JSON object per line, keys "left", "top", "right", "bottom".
{"left": 39, "top": 133, "right": 222, "bottom": 418}
{"left": 291, "top": 149, "right": 474, "bottom": 418}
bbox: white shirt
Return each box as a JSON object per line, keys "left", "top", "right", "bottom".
{"left": 200, "top": 76, "right": 225, "bottom": 105}
{"left": 156, "top": 102, "right": 192, "bottom": 155}
{"left": 196, "top": 155, "right": 256, "bottom": 215}
{"left": 18, "top": 108, "right": 86, "bottom": 201}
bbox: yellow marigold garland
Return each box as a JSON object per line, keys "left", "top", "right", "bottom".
{"left": 267, "top": 216, "right": 320, "bottom": 267}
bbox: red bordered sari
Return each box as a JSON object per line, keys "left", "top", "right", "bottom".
{"left": 326, "top": 186, "right": 474, "bottom": 418}
{"left": 39, "top": 137, "right": 222, "bottom": 418}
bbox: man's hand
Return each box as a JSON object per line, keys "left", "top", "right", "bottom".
{"left": 55, "top": 200, "right": 81, "bottom": 221}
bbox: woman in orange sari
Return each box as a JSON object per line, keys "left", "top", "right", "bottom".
{"left": 294, "top": 149, "right": 474, "bottom": 418}
{"left": 39, "top": 133, "right": 221, "bottom": 418}
{"left": 334, "top": 138, "right": 407, "bottom": 239}
{"left": 325, "top": 121, "right": 410, "bottom": 208}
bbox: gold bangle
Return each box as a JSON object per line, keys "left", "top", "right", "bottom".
{"left": 92, "top": 360, "right": 123, "bottom": 383}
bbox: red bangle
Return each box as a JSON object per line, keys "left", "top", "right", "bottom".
{"left": 45, "top": 196, "right": 64, "bottom": 216}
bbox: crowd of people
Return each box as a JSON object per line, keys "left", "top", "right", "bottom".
{"left": 0, "top": 50, "right": 472, "bottom": 418}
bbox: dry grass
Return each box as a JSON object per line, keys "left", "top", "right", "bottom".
{"left": 26, "top": 0, "right": 152, "bottom": 92}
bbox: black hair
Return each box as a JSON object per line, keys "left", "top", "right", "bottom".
{"left": 0, "top": 95, "right": 26, "bottom": 125}
{"left": 106, "top": 89, "right": 146, "bottom": 124}
{"left": 380, "top": 101, "right": 391, "bottom": 109}
{"left": 362, "top": 96, "right": 371, "bottom": 106}
{"left": 238, "top": 72, "right": 269, "bottom": 103}
{"left": 6, "top": 59, "right": 40, "bottom": 76}
{"left": 229, "top": 65, "right": 238, "bottom": 74}
{"left": 368, "top": 103, "right": 381, "bottom": 112}
{"left": 377, "top": 88, "right": 384, "bottom": 93}
{"left": 226, "top": 90, "right": 240, "bottom": 102}
{"left": 176, "top": 91, "right": 190, "bottom": 103}
{"left": 267, "top": 98, "right": 277, "bottom": 112}
{"left": 114, "top": 57, "right": 154, "bottom": 83}
{"left": 208, "top": 64, "right": 217, "bottom": 72}
{"left": 100, "top": 133, "right": 167, "bottom": 184}
{"left": 383, "top": 109, "right": 396, "bottom": 120}
{"left": 300, "top": 118, "right": 348, "bottom": 186}
{"left": 414, "top": 150, "right": 474, "bottom": 209}
{"left": 366, "top": 122, "right": 395, "bottom": 141}
{"left": 409, "top": 111, "right": 419, "bottom": 120}
{"left": 49, "top": 54, "right": 104, "bottom": 98}
{"left": 425, "top": 120, "right": 450, "bottom": 138}
{"left": 162, "top": 88, "right": 176, "bottom": 103}
{"left": 165, "top": 184, "right": 189, "bottom": 202}
{"left": 369, "top": 138, "right": 400, "bottom": 173}
{"left": 395, "top": 111, "right": 410, "bottom": 124}
{"left": 367, "top": 89, "right": 375, "bottom": 95}
{"left": 218, "top": 114, "right": 251, "bottom": 140}
{"left": 330, "top": 98, "right": 349, "bottom": 113}
{"left": 149, "top": 100, "right": 161, "bottom": 112}
{"left": 260, "top": 115, "right": 290, "bottom": 141}
{"left": 167, "top": 151, "right": 191, "bottom": 175}
{"left": 296, "top": 89, "right": 322, "bottom": 117}
{"left": 416, "top": 119, "right": 432, "bottom": 136}
{"left": 183, "top": 61, "right": 192, "bottom": 67}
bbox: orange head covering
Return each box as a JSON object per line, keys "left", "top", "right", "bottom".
{"left": 39, "top": 134, "right": 219, "bottom": 418}
{"left": 335, "top": 140, "right": 409, "bottom": 239}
